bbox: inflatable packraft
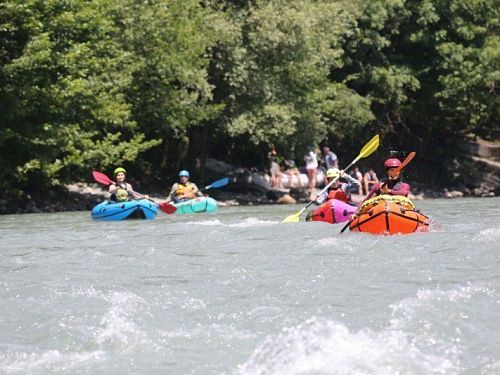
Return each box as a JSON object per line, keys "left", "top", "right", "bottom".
{"left": 91, "top": 199, "right": 158, "bottom": 221}
{"left": 348, "top": 195, "right": 429, "bottom": 235}
{"left": 173, "top": 197, "right": 218, "bottom": 214}
{"left": 307, "top": 199, "right": 357, "bottom": 224}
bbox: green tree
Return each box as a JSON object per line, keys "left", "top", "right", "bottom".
{"left": 209, "top": 0, "right": 374, "bottom": 164}
{"left": 0, "top": 0, "right": 159, "bottom": 197}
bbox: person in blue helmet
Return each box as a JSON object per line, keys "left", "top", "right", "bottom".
{"left": 166, "top": 170, "right": 203, "bottom": 203}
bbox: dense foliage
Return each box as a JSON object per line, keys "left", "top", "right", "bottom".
{"left": 0, "top": 0, "right": 498, "bottom": 197}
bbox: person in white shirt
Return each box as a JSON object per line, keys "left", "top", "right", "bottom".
{"left": 304, "top": 148, "right": 319, "bottom": 199}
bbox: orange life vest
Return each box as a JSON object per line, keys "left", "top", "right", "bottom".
{"left": 327, "top": 188, "right": 349, "bottom": 203}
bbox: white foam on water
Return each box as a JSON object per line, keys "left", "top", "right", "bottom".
{"left": 306, "top": 237, "right": 339, "bottom": 248}
{"left": 186, "top": 219, "right": 223, "bottom": 226}
{"left": 95, "top": 291, "right": 153, "bottom": 351}
{"left": 235, "top": 317, "right": 456, "bottom": 375}
{"left": 388, "top": 284, "right": 500, "bottom": 372}
{"left": 236, "top": 283, "right": 500, "bottom": 375}
{"left": 0, "top": 347, "right": 105, "bottom": 374}
{"left": 186, "top": 218, "right": 278, "bottom": 228}
{"left": 474, "top": 227, "right": 500, "bottom": 242}
{"left": 181, "top": 297, "right": 207, "bottom": 311}
{"left": 161, "top": 324, "right": 256, "bottom": 341}
{"left": 389, "top": 283, "right": 497, "bottom": 330}
{"left": 226, "top": 218, "right": 278, "bottom": 228}
{"left": 62, "top": 288, "right": 155, "bottom": 352}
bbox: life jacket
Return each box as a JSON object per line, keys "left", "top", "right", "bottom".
{"left": 175, "top": 182, "right": 197, "bottom": 199}
{"left": 327, "top": 187, "right": 349, "bottom": 203}
{"left": 376, "top": 179, "right": 409, "bottom": 197}
{"left": 384, "top": 179, "right": 402, "bottom": 193}
{"left": 114, "top": 187, "right": 130, "bottom": 202}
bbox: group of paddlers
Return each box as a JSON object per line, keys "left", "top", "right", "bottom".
{"left": 109, "top": 168, "right": 204, "bottom": 204}
{"left": 312, "top": 157, "right": 410, "bottom": 215}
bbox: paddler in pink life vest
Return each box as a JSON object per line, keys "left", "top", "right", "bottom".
{"left": 109, "top": 167, "right": 147, "bottom": 202}
{"left": 363, "top": 158, "right": 411, "bottom": 200}
{"left": 316, "top": 168, "right": 360, "bottom": 205}
{"left": 166, "top": 170, "right": 204, "bottom": 203}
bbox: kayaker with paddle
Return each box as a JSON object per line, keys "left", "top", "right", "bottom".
{"left": 339, "top": 152, "right": 418, "bottom": 234}
{"left": 315, "top": 168, "right": 360, "bottom": 205}
{"left": 109, "top": 167, "right": 148, "bottom": 202}
{"left": 167, "top": 170, "right": 204, "bottom": 203}
{"left": 363, "top": 158, "right": 410, "bottom": 201}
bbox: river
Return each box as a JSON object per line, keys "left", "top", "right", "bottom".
{"left": 0, "top": 198, "right": 499, "bottom": 374}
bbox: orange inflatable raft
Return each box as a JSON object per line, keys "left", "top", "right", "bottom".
{"left": 348, "top": 195, "right": 429, "bottom": 235}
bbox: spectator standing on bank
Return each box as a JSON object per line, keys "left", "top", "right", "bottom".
{"left": 268, "top": 148, "right": 284, "bottom": 189}
{"left": 304, "top": 148, "right": 319, "bottom": 199}
{"left": 322, "top": 146, "right": 339, "bottom": 169}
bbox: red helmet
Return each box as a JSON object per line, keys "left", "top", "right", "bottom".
{"left": 384, "top": 158, "right": 401, "bottom": 169}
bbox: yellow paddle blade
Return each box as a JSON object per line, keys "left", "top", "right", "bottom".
{"left": 357, "top": 134, "right": 380, "bottom": 160}
{"left": 281, "top": 211, "right": 302, "bottom": 223}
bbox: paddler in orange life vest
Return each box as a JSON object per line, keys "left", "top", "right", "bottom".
{"left": 167, "top": 170, "right": 204, "bottom": 203}
{"left": 316, "top": 168, "right": 360, "bottom": 205}
{"left": 109, "top": 167, "right": 146, "bottom": 202}
{"left": 363, "top": 158, "right": 411, "bottom": 200}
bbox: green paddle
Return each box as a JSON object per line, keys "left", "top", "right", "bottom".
{"left": 282, "top": 135, "right": 380, "bottom": 223}
{"left": 339, "top": 151, "right": 416, "bottom": 234}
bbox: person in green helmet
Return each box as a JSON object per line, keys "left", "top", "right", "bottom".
{"left": 109, "top": 167, "right": 147, "bottom": 202}
{"left": 166, "top": 170, "right": 203, "bottom": 203}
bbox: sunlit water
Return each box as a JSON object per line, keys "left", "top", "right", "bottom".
{"left": 0, "top": 198, "right": 499, "bottom": 374}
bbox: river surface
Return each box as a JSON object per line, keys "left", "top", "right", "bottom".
{"left": 0, "top": 198, "right": 499, "bottom": 374}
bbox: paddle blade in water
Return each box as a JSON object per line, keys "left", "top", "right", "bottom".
{"left": 92, "top": 171, "right": 113, "bottom": 185}
{"left": 159, "top": 202, "right": 177, "bottom": 214}
{"left": 282, "top": 211, "right": 301, "bottom": 223}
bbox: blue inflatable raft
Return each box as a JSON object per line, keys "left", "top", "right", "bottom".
{"left": 91, "top": 199, "right": 159, "bottom": 221}
{"left": 173, "top": 197, "right": 218, "bottom": 214}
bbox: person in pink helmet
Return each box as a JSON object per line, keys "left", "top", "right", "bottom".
{"left": 363, "top": 158, "right": 411, "bottom": 201}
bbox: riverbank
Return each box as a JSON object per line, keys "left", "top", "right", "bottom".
{"left": 0, "top": 181, "right": 496, "bottom": 215}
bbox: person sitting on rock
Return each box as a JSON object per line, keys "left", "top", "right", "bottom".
{"left": 109, "top": 167, "right": 146, "bottom": 202}
{"left": 283, "top": 158, "right": 304, "bottom": 188}
{"left": 316, "top": 168, "right": 360, "bottom": 205}
{"left": 167, "top": 170, "right": 203, "bottom": 203}
{"left": 363, "top": 168, "right": 379, "bottom": 195}
{"left": 350, "top": 167, "right": 364, "bottom": 195}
